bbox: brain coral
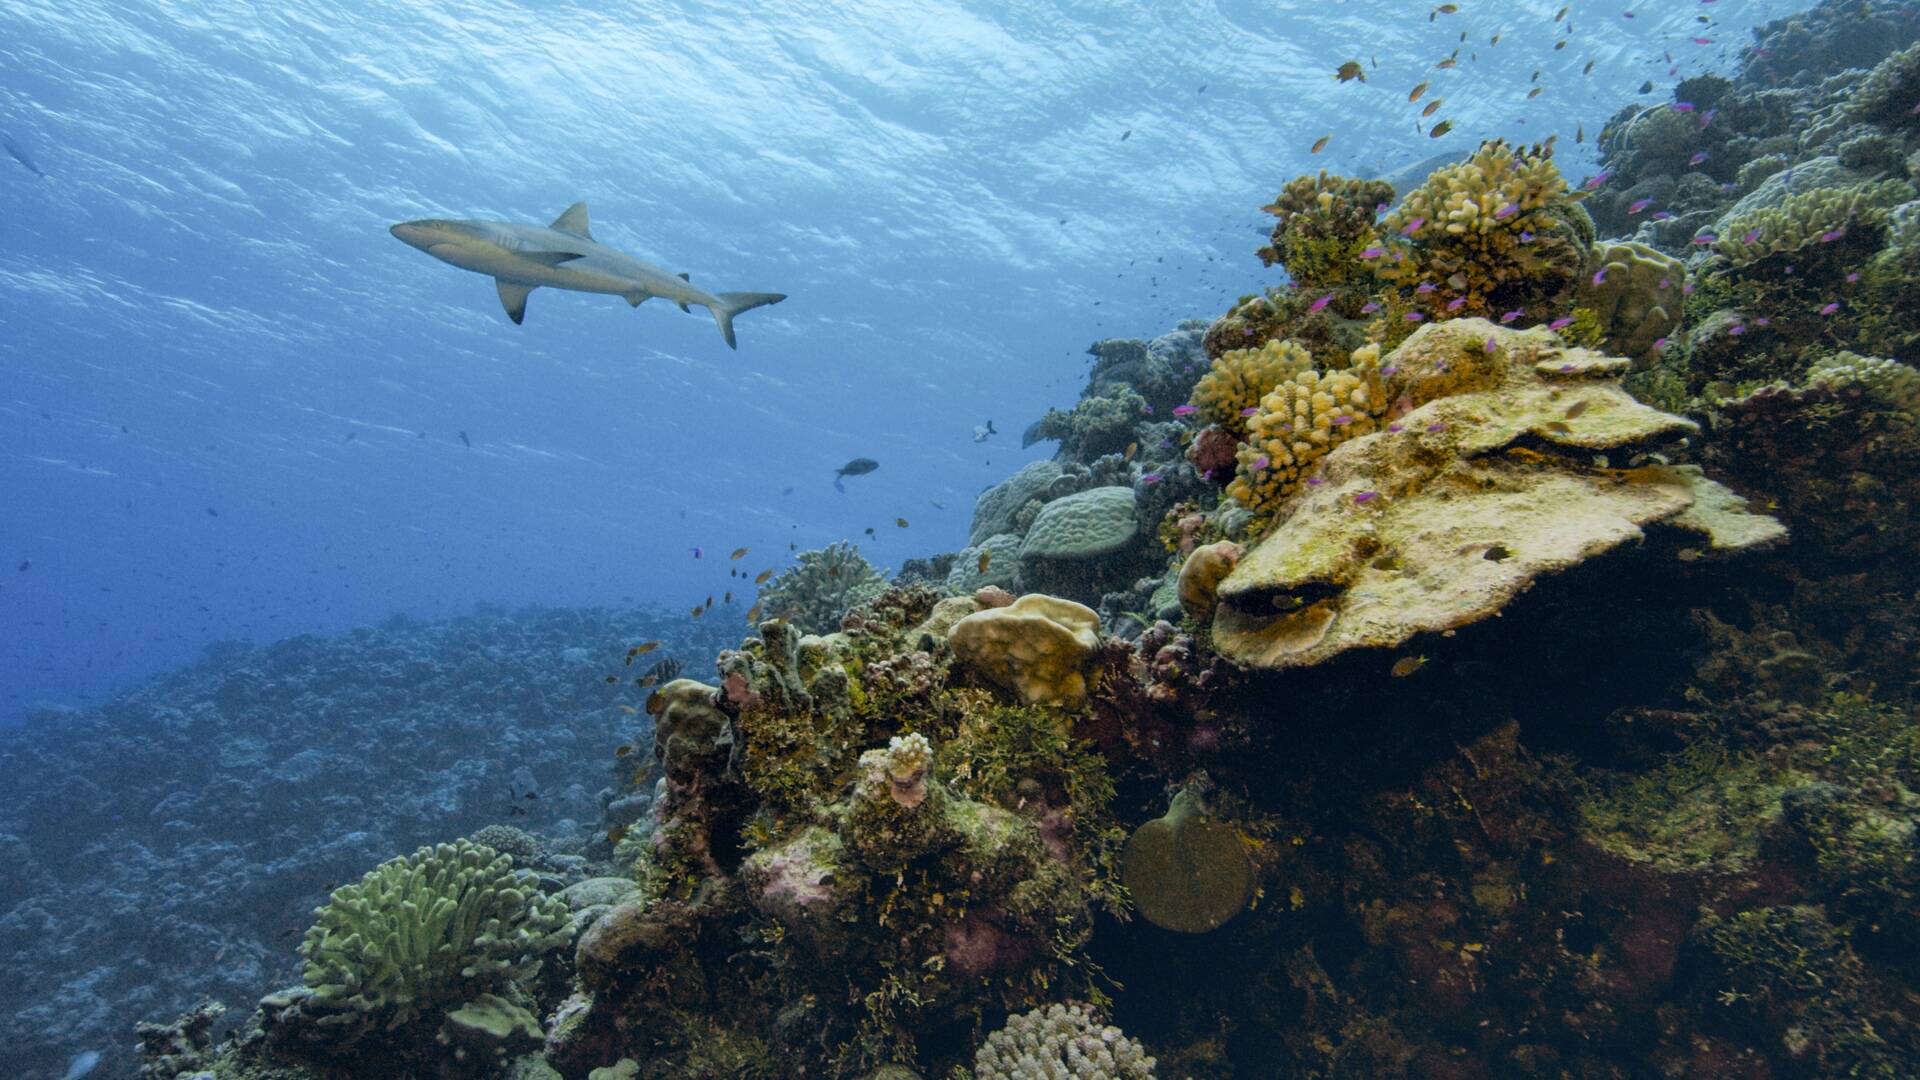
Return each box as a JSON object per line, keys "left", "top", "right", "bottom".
{"left": 1707, "top": 180, "right": 1916, "bottom": 267}
{"left": 972, "top": 1002, "right": 1156, "bottom": 1080}
{"left": 1225, "top": 355, "right": 1387, "bottom": 525}
{"left": 1020, "top": 486, "right": 1139, "bottom": 560}
{"left": 297, "top": 840, "right": 569, "bottom": 1034}
{"left": 758, "top": 540, "right": 888, "bottom": 634}
{"left": 1256, "top": 170, "right": 1396, "bottom": 291}
{"left": 1376, "top": 139, "right": 1591, "bottom": 323}
{"left": 1191, "top": 338, "right": 1315, "bottom": 437}
{"left": 1209, "top": 320, "right": 1785, "bottom": 670}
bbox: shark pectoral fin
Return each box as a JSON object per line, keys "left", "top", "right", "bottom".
{"left": 550, "top": 202, "right": 593, "bottom": 238}
{"left": 496, "top": 280, "right": 535, "bottom": 325}
{"left": 677, "top": 302, "right": 691, "bottom": 312}
{"left": 624, "top": 290, "right": 649, "bottom": 308}
{"left": 521, "top": 252, "right": 584, "bottom": 267}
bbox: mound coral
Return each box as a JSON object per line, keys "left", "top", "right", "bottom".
{"left": 1019, "top": 486, "right": 1139, "bottom": 560}
{"left": 972, "top": 1002, "right": 1156, "bottom": 1079}
{"left": 1848, "top": 40, "right": 1920, "bottom": 129}
{"left": 1707, "top": 179, "right": 1915, "bottom": 267}
{"left": 1208, "top": 320, "right": 1785, "bottom": 670}
{"left": 295, "top": 839, "right": 570, "bottom": 1035}
{"left": 1256, "top": 171, "right": 1396, "bottom": 292}
{"left": 1375, "top": 139, "right": 1592, "bottom": 324}
{"left": 949, "top": 594, "right": 1103, "bottom": 706}
{"left": 1574, "top": 240, "right": 1686, "bottom": 369}
{"left": 1121, "top": 789, "right": 1254, "bottom": 934}
{"left": 1225, "top": 355, "right": 1388, "bottom": 525}
{"left": 757, "top": 540, "right": 888, "bottom": 634}
{"left": 1176, "top": 541, "right": 1241, "bottom": 623}
{"left": 1190, "top": 338, "right": 1315, "bottom": 437}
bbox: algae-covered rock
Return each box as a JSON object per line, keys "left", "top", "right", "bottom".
{"left": 646, "top": 678, "right": 734, "bottom": 778}
{"left": 1211, "top": 320, "right": 1783, "bottom": 670}
{"left": 1020, "top": 486, "right": 1139, "bottom": 560}
{"left": 1121, "top": 790, "right": 1253, "bottom": 934}
{"left": 948, "top": 594, "right": 1102, "bottom": 706}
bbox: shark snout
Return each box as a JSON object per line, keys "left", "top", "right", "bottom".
{"left": 389, "top": 221, "right": 433, "bottom": 248}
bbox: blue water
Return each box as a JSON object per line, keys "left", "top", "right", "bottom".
{"left": 0, "top": 0, "right": 1809, "bottom": 721}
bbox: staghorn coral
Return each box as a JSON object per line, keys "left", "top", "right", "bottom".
{"left": 758, "top": 541, "right": 889, "bottom": 634}
{"left": 1574, "top": 240, "right": 1686, "bottom": 369}
{"left": 1224, "top": 353, "right": 1387, "bottom": 526}
{"left": 1375, "top": 139, "right": 1592, "bottom": 323}
{"left": 1189, "top": 338, "right": 1315, "bottom": 437}
{"left": 1255, "top": 171, "right": 1396, "bottom": 292}
{"left": 948, "top": 594, "right": 1103, "bottom": 706}
{"left": 294, "top": 839, "right": 570, "bottom": 1036}
{"left": 1209, "top": 320, "right": 1784, "bottom": 670}
{"left": 971, "top": 1002, "right": 1156, "bottom": 1080}
{"left": 1707, "top": 179, "right": 1915, "bottom": 267}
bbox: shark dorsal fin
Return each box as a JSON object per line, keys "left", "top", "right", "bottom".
{"left": 550, "top": 202, "right": 593, "bottom": 238}
{"left": 677, "top": 272, "right": 690, "bottom": 281}
{"left": 496, "top": 279, "right": 535, "bottom": 325}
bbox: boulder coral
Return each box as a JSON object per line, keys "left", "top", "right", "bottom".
{"left": 1208, "top": 320, "right": 1785, "bottom": 670}
{"left": 948, "top": 594, "right": 1103, "bottom": 706}
{"left": 1120, "top": 789, "right": 1254, "bottom": 934}
{"left": 1574, "top": 239, "right": 1686, "bottom": 369}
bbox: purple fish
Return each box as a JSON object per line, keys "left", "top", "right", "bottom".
{"left": 1310, "top": 292, "right": 1335, "bottom": 312}
{"left": 1549, "top": 316, "right": 1575, "bottom": 330}
{"left": 691, "top": 546, "right": 703, "bottom": 558}
{"left": 1427, "top": 422, "right": 1448, "bottom": 433}
{"left": 1381, "top": 366, "right": 1400, "bottom": 376}
{"left": 1743, "top": 229, "right": 1761, "bottom": 244}
{"left": 1720, "top": 181, "right": 1739, "bottom": 192}
{"left": 1416, "top": 282, "right": 1437, "bottom": 294}
{"left": 1143, "top": 404, "right": 1153, "bottom": 414}
{"left": 1819, "top": 229, "right": 1844, "bottom": 242}
{"left": 1692, "top": 233, "right": 1718, "bottom": 245}
{"left": 1728, "top": 324, "right": 1746, "bottom": 336}
{"left": 1682, "top": 283, "right": 1695, "bottom": 294}
{"left": 1241, "top": 406, "right": 1260, "bottom": 417}
{"left": 1484, "top": 337, "right": 1498, "bottom": 353}
{"left": 1331, "top": 415, "right": 1352, "bottom": 426}
{"left": 1354, "top": 491, "right": 1379, "bottom": 504}
{"left": 1651, "top": 211, "right": 1673, "bottom": 221}
{"left": 1499, "top": 310, "right": 1522, "bottom": 323}
{"left": 1689, "top": 151, "right": 1710, "bottom": 165}
{"left": 1141, "top": 473, "right": 1162, "bottom": 485}
{"left": 1652, "top": 337, "right": 1669, "bottom": 350}
{"left": 1253, "top": 455, "right": 1270, "bottom": 469}
{"left": 1387, "top": 423, "right": 1405, "bottom": 433}
{"left": 1401, "top": 217, "right": 1426, "bottom": 235}
{"left": 1172, "top": 404, "right": 1198, "bottom": 416}
{"left": 1847, "top": 272, "right": 1861, "bottom": 283}
{"left": 1672, "top": 102, "right": 1695, "bottom": 112}
{"left": 1628, "top": 198, "right": 1654, "bottom": 214}
{"left": 1753, "top": 316, "right": 1770, "bottom": 327}
{"left": 1359, "top": 247, "right": 1386, "bottom": 259}
{"left": 1447, "top": 296, "right": 1467, "bottom": 311}
{"left": 1593, "top": 269, "right": 1608, "bottom": 285}
{"left": 1520, "top": 230, "right": 1536, "bottom": 242}
{"left": 1700, "top": 108, "right": 1718, "bottom": 128}
{"left": 1585, "top": 171, "right": 1613, "bottom": 190}
{"left": 1405, "top": 312, "right": 1425, "bottom": 322}
{"left": 1361, "top": 301, "right": 1382, "bottom": 313}
{"left": 1495, "top": 203, "right": 1519, "bottom": 218}
{"left": 1820, "top": 301, "right": 1840, "bottom": 315}
{"left": 1658, "top": 278, "right": 1672, "bottom": 289}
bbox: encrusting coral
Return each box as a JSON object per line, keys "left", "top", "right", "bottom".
{"left": 971, "top": 1002, "right": 1156, "bottom": 1079}
{"left": 289, "top": 839, "right": 570, "bottom": 1037}
{"left": 1208, "top": 320, "right": 1785, "bottom": 670}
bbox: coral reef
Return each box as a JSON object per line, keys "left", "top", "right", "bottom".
{"left": 757, "top": 541, "right": 889, "bottom": 634}
{"left": 972, "top": 1002, "right": 1156, "bottom": 1079}
{"left": 1189, "top": 338, "right": 1314, "bottom": 438}
{"left": 1225, "top": 355, "right": 1387, "bottom": 525}
{"left": 1705, "top": 178, "right": 1914, "bottom": 266}
{"left": 1256, "top": 171, "right": 1396, "bottom": 293}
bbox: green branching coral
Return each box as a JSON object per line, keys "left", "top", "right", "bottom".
{"left": 1256, "top": 171, "right": 1395, "bottom": 292}
{"left": 1190, "top": 338, "right": 1315, "bottom": 437}
{"left": 758, "top": 541, "right": 888, "bottom": 635}
{"left": 297, "top": 840, "right": 569, "bottom": 1033}
{"left": 1708, "top": 180, "right": 1915, "bottom": 267}
{"left": 1375, "top": 139, "right": 1590, "bottom": 323}
{"left": 1848, "top": 40, "right": 1920, "bottom": 130}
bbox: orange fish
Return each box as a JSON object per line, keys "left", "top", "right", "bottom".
{"left": 1311, "top": 134, "right": 1331, "bottom": 154}
{"left": 729, "top": 547, "right": 749, "bottom": 560}
{"left": 754, "top": 568, "right": 773, "bottom": 584}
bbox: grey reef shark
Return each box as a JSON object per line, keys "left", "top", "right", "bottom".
{"left": 390, "top": 202, "right": 786, "bottom": 348}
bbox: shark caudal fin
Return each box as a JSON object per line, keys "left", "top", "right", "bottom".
{"left": 708, "top": 291, "right": 787, "bottom": 349}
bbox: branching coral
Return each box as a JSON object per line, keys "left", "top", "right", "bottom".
{"left": 1190, "top": 338, "right": 1315, "bottom": 437}
{"left": 1256, "top": 171, "right": 1396, "bottom": 292}
{"left": 1375, "top": 139, "right": 1591, "bottom": 323}
{"left": 758, "top": 541, "right": 888, "bottom": 634}
{"left": 1224, "top": 352, "right": 1387, "bottom": 525}
{"left": 1707, "top": 179, "right": 1915, "bottom": 267}
{"left": 296, "top": 840, "right": 569, "bottom": 1035}
{"left": 972, "top": 1002, "right": 1156, "bottom": 1079}
{"left": 1808, "top": 351, "right": 1920, "bottom": 412}
{"left": 1847, "top": 40, "right": 1920, "bottom": 129}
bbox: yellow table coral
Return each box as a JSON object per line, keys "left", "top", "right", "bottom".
{"left": 947, "top": 594, "right": 1102, "bottom": 706}
{"left": 1208, "top": 320, "right": 1786, "bottom": 670}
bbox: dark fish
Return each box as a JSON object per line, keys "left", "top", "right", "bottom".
{"left": 16, "top": 560, "right": 28, "bottom": 572}
{"left": 457, "top": 431, "right": 470, "bottom": 447}
{"left": 1120, "top": 129, "right": 1131, "bottom": 141}
{"left": 616, "top": 745, "right": 633, "bottom": 757}
{"left": 833, "top": 457, "right": 879, "bottom": 493}
{"left": 205, "top": 507, "right": 219, "bottom": 517}
{"left": 1, "top": 132, "right": 46, "bottom": 178}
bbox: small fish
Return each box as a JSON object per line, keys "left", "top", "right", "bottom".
{"left": 1650, "top": 211, "right": 1672, "bottom": 221}
{"left": 205, "top": 507, "right": 219, "bottom": 518}
{"left": 1172, "top": 404, "right": 1198, "bottom": 416}
{"left": 1124, "top": 441, "right": 1138, "bottom": 460}
{"left": 895, "top": 517, "right": 909, "bottom": 528}
{"left": 729, "top": 546, "right": 749, "bottom": 560}
{"left": 1401, "top": 217, "right": 1427, "bottom": 235}
{"left": 616, "top": 744, "right": 634, "bottom": 757}
{"left": 1500, "top": 310, "right": 1522, "bottom": 323}
{"left": 1484, "top": 336, "right": 1498, "bottom": 352}
{"left": 1820, "top": 302, "right": 1840, "bottom": 316}
{"left": 1120, "top": 128, "right": 1131, "bottom": 141}
{"left": 1592, "top": 268, "right": 1608, "bottom": 285}
{"left": 15, "top": 560, "right": 27, "bottom": 572}
{"left": 1141, "top": 473, "right": 1163, "bottom": 485}
{"left": 1688, "top": 150, "right": 1711, "bottom": 169}
{"left": 1528, "top": 87, "right": 1544, "bottom": 100}
{"left": 1427, "top": 422, "right": 1448, "bottom": 433}
{"left": 1549, "top": 316, "right": 1575, "bottom": 330}
{"left": 1409, "top": 81, "right": 1430, "bottom": 102}
{"left": 458, "top": 430, "right": 471, "bottom": 447}
{"left": 755, "top": 568, "right": 774, "bottom": 584}
{"left": 1554, "top": 4, "right": 1568, "bottom": 20}
{"left": 1331, "top": 415, "right": 1353, "bottom": 426}
{"left": 1583, "top": 58, "right": 1595, "bottom": 75}
{"left": 1652, "top": 337, "right": 1669, "bottom": 351}
{"left": 630, "top": 641, "right": 661, "bottom": 656}
{"left": 1253, "top": 455, "right": 1271, "bottom": 470}
{"left": 618, "top": 704, "right": 638, "bottom": 714}
{"left": 1819, "top": 229, "right": 1844, "bottom": 242}
{"left": 1405, "top": 311, "right": 1425, "bottom": 321}
{"left": 1565, "top": 400, "right": 1590, "bottom": 419}
{"left": 1627, "top": 198, "right": 1653, "bottom": 214}
{"left": 1422, "top": 99, "right": 1445, "bottom": 118}
{"left": 1448, "top": 297, "right": 1468, "bottom": 311}
{"left": 834, "top": 457, "right": 879, "bottom": 492}
{"left": 1241, "top": 406, "right": 1261, "bottom": 417}
{"left": 1358, "top": 246, "right": 1386, "bottom": 259}
{"left": 1311, "top": 135, "right": 1331, "bottom": 154}
{"left": 1336, "top": 61, "right": 1366, "bottom": 82}
{"left": 1415, "top": 282, "right": 1437, "bottom": 294}
{"left": 608, "top": 824, "right": 628, "bottom": 844}
{"left": 1436, "top": 57, "right": 1458, "bottom": 69}
{"left": 1361, "top": 301, "right": 1382, "bottom": 313}
{"left": 1390, "top": 655, "right": 1429, "bottom": 678}
{"left": 1354, "top": 491, "right": 1379, "bottom": 504}
{"left": 1584, "top": 169, "right": 1611, "bottom": 190}
{"left": 691, "top": 603, "right": 705, "bottom": 617}
{"left": 978, "top": 550, "right": 992, "bottom": 573}
{"left": 1520, "top": 230, "right": 1535, "bottom": 242}
{"left": 1727, "top": 324, "right": 1746, "bottom": 336}
{"left": 1429, "top": 120, "right": 1453, "bottom": 138}
{"left": 1743, "top": 229, "right": 1761, "bottom": 244}
{"left": 1692, "top": 232, "right": 1717, "bottom": 245}
{"left": 1495, "top": 202, "right": 1519, "bottom": 218}
{"left": 746, "top": 602, "right": 764, "bottom": 622}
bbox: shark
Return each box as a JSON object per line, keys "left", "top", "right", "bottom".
{"left": 389, "top": 202, "right": 786, "bottom": 348}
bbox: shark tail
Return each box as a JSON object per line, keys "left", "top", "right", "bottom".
{"left": 709, "top": 291, "right": 787, "bottom": 349}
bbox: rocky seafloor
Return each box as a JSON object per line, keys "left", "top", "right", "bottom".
{"left": 23, "top": 3, "right": 1920, "bottom": 1078}
{"left": 0, "top": 606, "right": 729, "bottom": 1080}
